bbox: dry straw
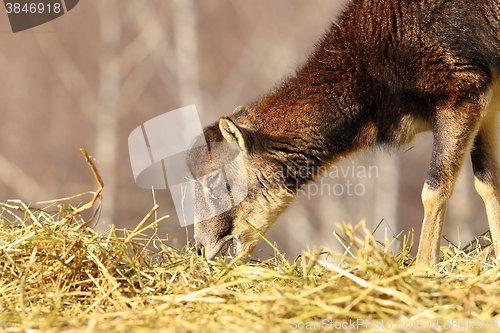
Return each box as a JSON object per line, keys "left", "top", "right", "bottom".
{"left": 0, "top": 150, "right": 499, "bottom": 332}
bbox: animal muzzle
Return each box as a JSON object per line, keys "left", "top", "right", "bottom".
{"left": 195, "top": 235, "right": 235, "bottom": 260}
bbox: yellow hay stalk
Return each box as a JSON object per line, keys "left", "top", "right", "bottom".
{"left": 0, "top": 150, "right": 499, "bottom": 332}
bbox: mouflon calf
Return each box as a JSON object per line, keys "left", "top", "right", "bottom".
{"left": 189, "top": 0, "right": 500, "bottom": 268}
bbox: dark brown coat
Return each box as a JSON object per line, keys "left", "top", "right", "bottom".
{"left": 189, "top": 0, "right": 500, "bottom": 268}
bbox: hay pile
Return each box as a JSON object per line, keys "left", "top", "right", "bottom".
{"left": 1, "top": 151, "right": 500, "bottom": 332}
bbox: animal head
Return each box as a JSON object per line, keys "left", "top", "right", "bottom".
{"left": 187, "top": 108, "right": 295, "bottom": 259}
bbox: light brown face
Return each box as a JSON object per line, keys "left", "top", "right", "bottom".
{"left": 188, "top": 138, "right": 246, "bottom": 259}
{"left": 188, "top": 116, "right": 295, "bottom": 259}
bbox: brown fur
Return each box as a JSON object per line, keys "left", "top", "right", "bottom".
{"left": 188, "top": 0, "right": 500, "bottom": 268}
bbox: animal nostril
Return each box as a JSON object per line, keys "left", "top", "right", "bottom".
{"left": 196, "top": 243, "right": 204, "bottom": 256}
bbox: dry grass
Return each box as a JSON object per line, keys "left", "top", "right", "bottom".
{"left": 1, "top": 151, "right": 500, "bottom": 332}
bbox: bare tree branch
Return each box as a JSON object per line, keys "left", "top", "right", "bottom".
{"left": 119, "top": 7, "right": 170, "bottom": 116}
{"left": 0, "top": 154, "right": 49, "bottom": 200}
{"left": 94, "top": 0, "right": 121, "bottom": 231}
{"left": 173, "top": 0, "right": 200, "bottom": 106}
{"left": 35, "top": 34, "right": 98, "bottom": 120}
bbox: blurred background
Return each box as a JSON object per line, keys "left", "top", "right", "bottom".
{"left": 0, "top": 0, "right": 491, "bottom": 259}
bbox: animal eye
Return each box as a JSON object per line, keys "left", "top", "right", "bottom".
{"left": 207, "top": 172, "right": 222, "bottom": 188}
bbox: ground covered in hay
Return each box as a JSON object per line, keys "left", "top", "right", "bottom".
{"left": 1, "top": 153, "right": 500, "bottom": 332}
{"left": 1, "top": 202, "right": 499, "bottom": 333}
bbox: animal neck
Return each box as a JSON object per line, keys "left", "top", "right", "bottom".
{"left": 237, "top": 32, "right": 371, "bottom": 189}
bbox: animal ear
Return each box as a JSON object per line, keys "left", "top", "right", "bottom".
{"left": 219, "top": 116, "right": 247, "bottom": 152}
{"left": 232, "top": 105, "right": 245, "bottom": 115}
